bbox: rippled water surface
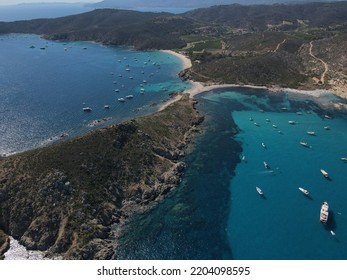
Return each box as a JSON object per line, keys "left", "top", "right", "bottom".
{"left": 118, "top": 88, "right": 347, "bottom": 260}
{"left": 0, "top": 34, "right": 190, "bottom": 155}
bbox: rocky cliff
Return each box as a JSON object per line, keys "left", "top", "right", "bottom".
{"left": 0, "top": 95, "right": 203, "bottom": 259}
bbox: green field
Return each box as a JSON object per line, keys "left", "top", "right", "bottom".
{"left": 180, "top": 35, "right": 216, "bottom": 43}
{"left": 191, "top": 40, "right": 223, "bottom": 52}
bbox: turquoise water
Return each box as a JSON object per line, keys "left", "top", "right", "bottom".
{"left": 0, "top": 34, "right": 190, "bottom": 155}
{"left": 225, "top": 94, "right": 347, "bottom": 260}
{"left": 204, "top": 89, "right": 347, "bottom": 259}
{"left": 117, "top": 87, "right": 347, "bottom": 260}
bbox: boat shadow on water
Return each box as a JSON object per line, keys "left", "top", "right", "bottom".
{"left": 324, "top": 177, "right": 333, "bottom": 182}
{"left": 325, "top": 211, "right": 336, "bottom": 230}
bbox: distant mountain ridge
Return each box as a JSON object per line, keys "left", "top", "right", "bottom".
{"left": 1, "top": 2, "right": 346, "bottom": 49}
{"left": 90, "top": 0, "right": 345, "bottom": 9}
{"left": 0, "top": 2, "right": 346, "bottom": 91}
{"left": 91, "top": 0, "right": 257, "bottom": 8}
{"left": 184, "top": 1, "right": 347, "bottom": 30}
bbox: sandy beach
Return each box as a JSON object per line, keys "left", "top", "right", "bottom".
{"left": 160, "top": 50, "right": 192, "bottom": 69}
{"left": 159, "top": 49, "right": 345, "bottom": 112}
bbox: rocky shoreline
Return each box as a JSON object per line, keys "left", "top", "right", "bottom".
{"left": 0, "top": 94, "right": 203, "bottom": 260}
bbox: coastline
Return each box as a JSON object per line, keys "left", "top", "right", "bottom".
{"left": 1, "top": 47, "right": 345, "bottom": 260}
{"left": 0, "top": 94, "right": 203, "bottom": 260}
{"left": 160, "top": 49, "right": 347, "bottom": 111}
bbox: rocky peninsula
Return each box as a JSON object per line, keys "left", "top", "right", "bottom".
{"left": 0, "top": 95, "right": 203, "bottom": 259}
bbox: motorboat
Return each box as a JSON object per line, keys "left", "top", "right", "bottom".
{"left": 83, "top": 107, "right": 92, "bottom": 112}
{"left": 125, "top": 95, "right": 134, "bottom": 99}
{"left": 298, "top": 187, "right": 309, "bottom": 196}
{"left": 306, "top": 131, "right": 316, "bottom": 136}
{"left": 340, "top": 157, "right": 347, "bottom": 162}
{"left": 261, "top": 143, "right": 267, "bottom": 149}
{"left": 264, "top": 161, "right": 270, "bottom": 169}
{"left": 288, "top": 120, "right": 296, "bottom": 125}
{"left": 320, "top": 169, "right": 329, "bottom": 178}
{"left": 118, "top": 98, "right": 125, "bottom": 102}
{"left": 256, "top": 187, "right": 263, "bottom": 195}
{"left": 320, "top": 202, "right": 329, "bottom": 224}
{"left": 299, "top": 141, "right": 310, "bottom": 148}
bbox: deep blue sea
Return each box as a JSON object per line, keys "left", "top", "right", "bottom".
{"left": 117, "top": 88, "right": 347, "bottom": 260}
{"left": 0, "top": 34, "right": 190, "bottom": 156}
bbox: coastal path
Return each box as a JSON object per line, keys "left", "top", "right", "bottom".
{"left": 274, "top": 39, "right": 287, "bottom": 52}
{"left": 309, "top": 41, "right": 329, "bottom": 85}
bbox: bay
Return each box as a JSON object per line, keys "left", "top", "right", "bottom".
{"left": 0, "top": 34, "right": 190, "bottom": 156}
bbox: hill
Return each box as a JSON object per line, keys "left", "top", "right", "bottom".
{"left": 0, "top": 9, "right": 198, "bottom": 50}
{"left": 179, "top": 2, "right": 347, "bottom": 94}
{"left": 184, "top": 2, "right": 347, "bottom": 31}
{"left": 0, "top": 95, "right": 203, "bottom": 259}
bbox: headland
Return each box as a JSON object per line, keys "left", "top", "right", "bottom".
{"left": 0, "top": 94, "right": 203, "bottom": 260}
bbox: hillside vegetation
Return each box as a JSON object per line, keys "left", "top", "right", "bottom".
{"left": 0, "top": 96, "right": 203, "bottom": 259}
{"left": 1, "top": 2, "right": 346, "bottom": 93}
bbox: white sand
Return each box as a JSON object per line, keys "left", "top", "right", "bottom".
{"left": 159, "top": 50, "right": 337, "bottom": 112}
{"left": 160, "top": 50, "right": 192, "bottom": 69}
